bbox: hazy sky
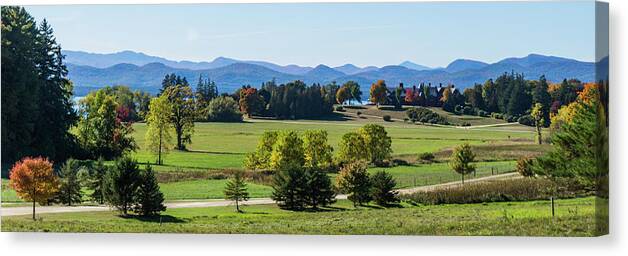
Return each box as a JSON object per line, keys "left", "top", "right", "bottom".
{"left": 25, "top": 1, "right": 596, "bottom": 68}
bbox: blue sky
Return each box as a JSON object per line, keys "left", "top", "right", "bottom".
{"left": 25, "top": 1, "right": 596, "bottom": 68}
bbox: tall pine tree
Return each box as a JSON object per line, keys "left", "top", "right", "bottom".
{"left": 134, "top": 164, "right": 166, "bottom": 216}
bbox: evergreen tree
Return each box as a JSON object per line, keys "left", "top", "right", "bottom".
{"left": 89, "top": 157, "right": 109, "bottom": 204}
{"left": 105, "top": 157, "right": 142, "bottom": 215}
{"left": 506, "top": 74, "right": 532, "bottom": 116}
{"left": 1, "top": 7, "right": 77, "bottom": 165}
{"left": 55, "top": 158, "right": 83, "bottom": 206}
{"left": 370, "top": 171, "right": 399, "bottom": 206}
{"left": 134, "top": 165, "right": 166, "bottom": 216}
{"left": 335, "top": 161, "right": 372, "bottom": 207}
{"left": 304, "top": 167, "right": 336, "bottom": 209}
{"left": 533, "top": 75, "right": 552, "bottom": 123}
{"left": 223, "top": 171, "right": 250, "bottom": 212}
{"left": 450, "top": 143, "right": 476, "bottom": 185}
{"left": 271, "top": 166, "right": 307, "bottom": 210}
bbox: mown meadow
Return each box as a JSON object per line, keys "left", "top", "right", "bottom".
{"left": 1, "top": 197, "right": 603, "bottom": 236}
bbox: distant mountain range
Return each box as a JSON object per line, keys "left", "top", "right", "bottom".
{"left": 63, "top": 50, "right": 605, "bottom": 96}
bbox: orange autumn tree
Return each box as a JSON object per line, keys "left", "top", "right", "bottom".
{"left": 9, "top": 157, "right": 59, "bottom": 220}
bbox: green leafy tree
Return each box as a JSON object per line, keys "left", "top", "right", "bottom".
{"left": 224, "top": 171, "right": 250, "bottom": 212}
{"left": 206, "top": 96, "right": 243, "bottom": 122}
{"left": 89, "top": 157, "right": 108, "bottom": 204}
{"left": 55, "top": 158, "right": 83, "bottom": 206}
{"left": 370, "top": 80, "right": 388, "bottom": 108}
{"left": 450, "top": 143, "right": 476, "bottom": 184}
{"left": 104, "top": 157, "right": 141, "bottom": 215}
{"left": 77, "top": 90, "right": 137, "bottom": 159}
{"left": 302, "top": 130, "right": 334, "bottom": 169}
{"left": 336, "top": 86, "right": 350, "bottom": 105}
{"left": 531, "top": 103, "right": 545, "bottom": 144}
{"left": 269, "top": 131, "right": 305, "bottom": 170}
{"left": 133, "top": 164, "right": 166, "bottom": 216}
{"left": 358, "top": 124, "right": 392, "bottom": 166}
{"left": 163, "top": 84, "right": 195, "bottom": 150}
{"left": 304, "top": 167, "right": 336, "bottom": 209}
{"left": 145, "top": 94, "right": 174, "bottom": 165}
{"left": 244, "top": 131, "right": 279, "bottom": 170}
{"left": 370, "top": 171, "right": 399, "bottom": 206}
{"left": 337, "top": 132, "right": 369, "bottom": 163}
{"left": 271, "top": 166, "right": 307, "bottom": 210}
{"left": 335, "top": 161, "right": 372, "bottom": 207}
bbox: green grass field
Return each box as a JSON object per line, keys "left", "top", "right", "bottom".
{"left": 1, "top": 197, "right": 602, "bottom": 236}
{"left": 160, "top": 179, "right": 273, "bottom": 201}
{"left": 130, "top": 118, "right": 535, "bottom": 171}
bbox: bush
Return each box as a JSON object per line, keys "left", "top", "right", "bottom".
{"left": 206, "top": 96, "right": 243, "bottom": 122}
{"left": 370, "top": 171, "right": 399, "bottom": 206}
{"left": 418, "top": 152, "right": 435, "bottom": 162}
{"left": 460, "top": 122, "right": 471, "bottom": 127}
{"left": 382, "top": 115, "right": 392, "bottom": 122}
{"left": 517, "top": 115, "right": 535, "bottom": 127}
{"left": 504, "top": 114, "right": 519, "bottom": 123}
{"left": 463, "top": 106, "right": 473, "bottom": 115}
{"left": 400, "top": 178, "right": 587, "bottom": 205}
{"left": 405, "top": 107, "right": 448, "bottom": 125}
{"left": 454, "top": 105, "right": 464, "bottom": 115}
{"left": 356, "top": 111, "right": 362, "bottom": 117}
{"left": 491, "top": 113, "right": 503, "bottom": 120}
{"left": 478, "top": 110, "right": 489, "bottom": 117}
{"left": 335, "top": 105, "right": 345, "bottom": 112}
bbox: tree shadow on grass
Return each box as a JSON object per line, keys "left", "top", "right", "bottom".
{"left": 119, "top": 214, "right": 186, "bottom": 223}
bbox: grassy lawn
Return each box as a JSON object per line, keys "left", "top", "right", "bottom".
{"left": 160, "top": 179, "right": 273, "bottom": 201}
{"left": 368, "top": 160, "right": 516, "bottom": 188}
{"left": 1, "top": 178, "right": 19, "bottom": 202}
{"left": 341, "top": 105, "right": 510, "bottom": 126}
{"left": 130, "top": 118, "right": 535, "bottom": 171}
{"left": 1, "top": 197, "right": 603, "bottom": 236}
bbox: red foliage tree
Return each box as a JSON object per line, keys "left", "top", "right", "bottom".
{"left": 9, "top": 157, "right": 59, "bottom": 220}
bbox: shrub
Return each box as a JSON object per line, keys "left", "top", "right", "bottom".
{"left": 405, "top": 107, "right": 448, "bottom": 125}
{"left": 418, "top": 152, "right": 435, "bottom": 162}
{"left": 356, "top": 111, "right": 362, "bottom": 117}
{"left": 335, "top": 105, "right": 345, "bottom": 112}
{"left": 383, "top": 115, "right": 392, "bottom": 122}
{"left": 400, "top": 178, "right": 588, "bottom": 205}
{"left": 478, "top": 110, "right": 489, "bottom": 117}
{"left": 517, "top": 115, "right": 535, "bottom": 127}
{"left": 463, "top": 106, "right": 474, "bottom": 115}
{"left": 454, "top": 105, "right": 464, "bottom": 115}
{"left": 370, "top": 171, "right": 399, "bottom": 206}
{"left": 460, "top": 122, "right": 471, "bottom": 127}
{"left": 206, "top": 96, "right": 243, "bottom": 122}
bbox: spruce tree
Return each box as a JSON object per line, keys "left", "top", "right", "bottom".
{"left": 304, "top": 167, "right": 336, "bottom": 209}
{"left": 55, "top": 159, "right": 83, "bottom": 206}
{"left": 134, "top": 164, "right": 166, "bottom": 216}
{"left": 89, "top": 158, "right": 108, "bottom": 204}
{"left": 370, "top": 171, "right": 399, "bottom": 206}
{"left": 271, "top": 166, "right": 307, "bottom": 210}
{"left": 104, "top": 157, "right": 141, "bottom": 215}
{"left": 223, "top": 171, "right": 250, "bottom": 212}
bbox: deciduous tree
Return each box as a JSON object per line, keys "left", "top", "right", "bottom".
{"left": 337, "top": 132, "right": 368, "bottom": 163}
{"left": 163, "top": 84, "right": 196, "bottom": 150}
{"left": 145, "top": 94, "right": 173, "bottom": 165}
{"left": 9, "top": 157, "right": 59, "bottom": 220}
{"left": 336, "top": 161, "right": 371, "bottom": 207}
{"left": 302, "top": 130, "right": 333, "bottom": 169}
{"left": 531, "top": 103, "right": 545, "bottom": 144}
{"left": 269, "top": 131, "right": 305, "bottom": 170}
{"left": 370, "top": 80, "right": 388, "bottom": 108}
{"left": 358, "top": 124, "right": 392, "bottom": 166}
